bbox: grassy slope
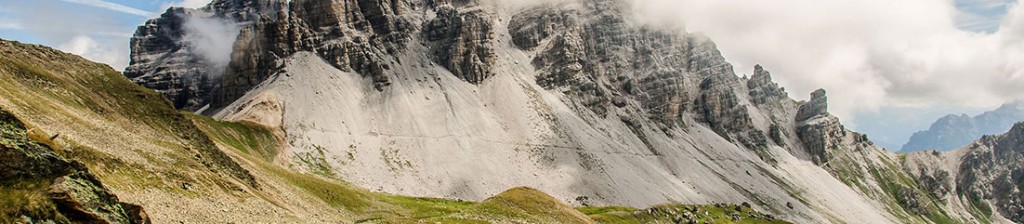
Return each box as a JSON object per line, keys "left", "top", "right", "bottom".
{"left": 825, "top": 142, "right": 963, "bottom": 224}
{"left": 0, "top": 38, "right": 788, "bottom": 223}
{"left": 581, "top": 204, "right": 789, "bottom": 224}
{"left": 0, "top": 38, "right": 255, "bottom": 193}
{"left": 194, "top": 112, "right": 789, "bottom": 224}
{"left": 0, "top": 109, "right": 65, "bottom": 222}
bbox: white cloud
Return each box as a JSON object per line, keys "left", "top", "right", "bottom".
{"left": 176, "top": 0, "right": 214, "bottom": 9}
{"left": 624, "top": 0, "right": 1024, "bottom": 124}
{"left": 182, "top": 14, "right": 240, "bottom": 77}
{"left": 57, "top": 35, "right": 129, "bottom": 70}
{"left": 60, "top": 0, "right": 152, "bottom": 17}
{"left": 58, "top": 35, "right": 97, "bottom": 55}
{"left": 0, "top": 1, "right": 136, "bottom": 70}
{"left": 159, "top": 0, "right": 214, "bottom": 11}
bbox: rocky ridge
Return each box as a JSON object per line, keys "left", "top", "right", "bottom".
{"left": 903, "top": 101, "right": 1024, "bottom": 152}
{"left": 124, "top": 0, "right": 1022, "bottom": 223}
{"left": 0, "top": 37, "right": 791, "bottom": 223}
{"left": 125, "top": 1, "right": 287, "bottom": 111}
{"left": 904, "top": 122, "right": 1024, "bottom": 223}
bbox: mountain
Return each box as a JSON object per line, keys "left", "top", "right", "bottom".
{"left": 903, "top": 122, "right": 1024, "bottom": 223}
{"left": 0, "top": 35, "right": 788, "bottom": 222}
{"left": 116, "top": 0, "right": 1024, "bottom": 223}
{"left": 902, "top": 101, "right": 1024, "bottom": 152}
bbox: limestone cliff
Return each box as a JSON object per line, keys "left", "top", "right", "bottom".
{"left": 122, "top": 0, "right": 1022, "bottom": 223}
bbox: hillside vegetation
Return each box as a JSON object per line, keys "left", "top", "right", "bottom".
{"left": 0, "top": 39, "right": 786, "bottom": 223}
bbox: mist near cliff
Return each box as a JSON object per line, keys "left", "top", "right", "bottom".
{"left": 182, "top": 13, "right": 240, "bottom": 77}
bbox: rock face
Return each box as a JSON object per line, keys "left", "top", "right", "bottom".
{"left": 0, "top": 108, "right": 149, "bottom": 224}
{"left": 747, "top": 65, "right": 787, "bottom": 106}
{"left": 902, "top": 101, "right": 1024, "bottom": 152}
{"left": 124, "top": 7, "right": 209, "bottom": 111}
{"left": 125, "top": 1, "right": 287, "bottom": 111}
{"left": 126, "top": 0, "right": 1021, "bottom": 223}
{"left": 217, "top": 0, "right": 441, "bottom": 107}
{"left": 904, "top": 122, "right": 1024, "bottom": 223}
{"left": 795, "top": 89, "right": 828, "bottom": 122}
{"left": 796, "top": 116, "right": 846, "bottom": 165}
{"left": 957, "top": 123, "right": 1024, "bottom": 222}
{"left": 423, "top": 5, "right": 497, "bottom": 83}
{"left": 794, "top": 89, "right": 844, "bottom": 165}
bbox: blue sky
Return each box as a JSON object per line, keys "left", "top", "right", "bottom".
{"left": 0, "top": 0, "right": 210, "bottom": 69}
{"left": 0, "top": 0, "right": 1021, "bottom": 151}
{"left": 956, "top": 0, "right": 1019, "bottom": 32}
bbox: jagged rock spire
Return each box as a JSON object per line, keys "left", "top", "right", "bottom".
{"left": 747, "top": 64, "right": 787, "bottom": 105}
{"left": 796, "top": 89, "right": 828, "bottom": 121}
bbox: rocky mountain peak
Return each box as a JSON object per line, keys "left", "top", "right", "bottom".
{"left": 903, "top": 101, "right": 1024, "bottom": 152}
{"left": 204, "top": 0, "right": 286, "bottom": 20}
{"left": 947, "top": 120, "right": 1024, "bottom": 222}
{"left": 996, "top": 122, "right": 1024, "bottom": 155}
{"left": 116, "top": 0, "right": 1023, "bottom": 223}
{"left": 123, "top": 0, "right": 289, "bottom": 111}
{"left": 1010, "top": 121, "right": 1024, "bottom": 139}
{"left": 796, "top": 89, "right": 828, "bottom": 121}
{"left": 998, "top": 100, "right": 1024, "bottom": 110}
{"left": 747, "top": 64, "right": 787, "bottom": 105}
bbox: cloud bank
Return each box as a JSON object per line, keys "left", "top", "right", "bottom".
{"left": 624, "top": 0, "right": 1024, "bottom": 123}
{"left": 5, "top": 0, "right": 1021, "bottom": 126}
{"left": 58, "top": 35, "right": 128, "bottom": 69}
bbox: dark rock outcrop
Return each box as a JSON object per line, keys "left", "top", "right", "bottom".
{"left": 507, "top": 2, "right": 777, "bottom": 161}
{"left": 955, "top": 122, "right": 1024, "bottom": 222}
{"left": 423, "top": 5, "right": 497, "bottom": 83}
{"left": 796, "top": 89, "right": 828, "bottom": 122}
{"left": 747, "top": 65, "right": 787, "bottom": 105}
{"left": 696, "top": 75, "right": 751, "bottom": 136}
{"left": 509, "top": 1, "right": 740, "bottom": 125}
{"left": 124, "top": 7, "right": 211, "bottom": 111}
{"left": 0, "top": 108, "right": 150, "bottom": 224}
{"left": 509, "top": 8, "right": 572, "bottom": 51}
{"left": 125, "top": 0, "right": 288, "bottom": 111}
{"left": 132, "top": 0, "right": 494, "bottom": 111}
{"left": 796, "top": 116, "right": 846, "bottom": 165}
{"left": 795, "top": 90, "right": 844, "bottom": 165}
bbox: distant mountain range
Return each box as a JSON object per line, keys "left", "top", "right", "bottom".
{"left": 902, "top": 101, "right": 1024, "bottom": 152}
